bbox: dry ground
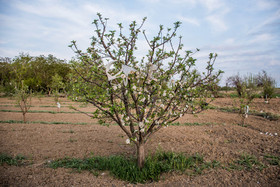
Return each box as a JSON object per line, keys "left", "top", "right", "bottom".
{"left": 0, "top": 96, "right": 279, "bottom": 186}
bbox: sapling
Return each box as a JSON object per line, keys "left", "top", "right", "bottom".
{"left": 228, "top": 74, "right": 257, "bottom": 125}
{"left": 69, "top": 13, "right": 223, "bottom": 168}
{"left": 15, "top": 81, "right": 32, "bottom": 123}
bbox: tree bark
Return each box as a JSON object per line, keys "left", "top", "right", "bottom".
{"left": 137, "top": 142, "right": 145, "bottom": 168}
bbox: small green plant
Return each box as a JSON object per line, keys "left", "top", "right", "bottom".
{"left": 0, "top": 153, "right": 26, "bottom": 166}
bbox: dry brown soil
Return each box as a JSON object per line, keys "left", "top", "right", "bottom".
{"left": 0, "top": 96, "right": 279, "bottom": 186}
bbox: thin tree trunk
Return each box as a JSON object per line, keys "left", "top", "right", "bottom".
{"left": 23, "top": 113, "right": 26, "bottom": 123}
{"left": 137, "top": 142, "right": 145, "bottom": 168}
{"left": 48, "top": 88, "right": 52, "bottom": 96}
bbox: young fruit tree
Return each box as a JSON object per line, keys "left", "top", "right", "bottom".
{"left": 69, "top": 14, "right": 223, "bottom": 168}
{"left": 227, "top": 74, "right": 258, "bottom": 125}
{"left": 15, "top": 81, "right": 32, "bottom": 123}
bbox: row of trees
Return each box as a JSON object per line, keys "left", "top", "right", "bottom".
{"left": 1, "top": 54, "right": 276, "bottom": 100}
{"left": 0, "top": 54, "right": 71, "bottom": 95}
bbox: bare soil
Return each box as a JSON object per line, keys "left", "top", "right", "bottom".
{"left": 0, "top": 96, "right": 279, "bottom": 186}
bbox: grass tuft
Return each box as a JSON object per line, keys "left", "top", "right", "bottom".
{"left": 264, "top": 155, "right": 280, "bottom": 166}
{"left": 229, "top": 153, "right": 265, "bottom": 171}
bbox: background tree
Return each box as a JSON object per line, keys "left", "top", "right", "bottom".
{"left": 0, "top": 57, "right": 15, "bottom": 95}
{"left": 255, "top": 70, "right": 276, "bottom": 103}
{"left": 31, "top": 54, "right": 71, "bottom": 95}
{"left": 51, "top": 73, "right": 65, "bottom": 107}
{"left": 226, "top": 74, "right": 243, "bottom": 96}
{"left": 69, "top": 14, "right": 223, "bottom": 168}
{"left": 227, "top": 74, "right": 258, "bottom": 125}
{"left": 12, "top": 54, "right": 32, "bottom": 89}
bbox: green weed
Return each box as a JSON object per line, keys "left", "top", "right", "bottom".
{"left": 0, "top": 153, "right": 26, "bottom": 166}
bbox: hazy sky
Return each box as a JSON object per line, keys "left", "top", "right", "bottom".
{"left": 0, "top": 0, "right": 279, "bottom": 86}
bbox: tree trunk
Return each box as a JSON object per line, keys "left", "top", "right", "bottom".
{"left": 48, "top": 88, "right": 52, "bottom": 96}
{"left": 23, "top": 113, "right": 26, "bottom": 123}
{"left": 137, "top": 142, "right": 145, "bottom": 168}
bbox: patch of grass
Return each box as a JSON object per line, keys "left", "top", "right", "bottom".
{"left": 264, "top": 155, "right": 280, "bottom": 166}
{"left": 0, "top": 153, "right": 26, "bottom": 166}
{"left": 0, "top": 120, "right": 26, "bottom": 124}
{"left": 229, "top": 153, "right": 265, "bottom": 171}
{"left": 48, "top": 151, "right": 218, "bottom": 183}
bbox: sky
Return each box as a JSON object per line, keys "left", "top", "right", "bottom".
{"left": 0, "top": 0, "right": 279, "bottom": 86}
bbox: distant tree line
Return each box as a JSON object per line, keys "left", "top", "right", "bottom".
{"left": 0, "top": 53, "right": 277, "bottom": 101}
{"left": 0, "top": 53, "right": 71, "bottom": 95}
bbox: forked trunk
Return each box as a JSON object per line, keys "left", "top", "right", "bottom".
{"left": 137, "top": 142, "right": 145, "bottom": 168}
